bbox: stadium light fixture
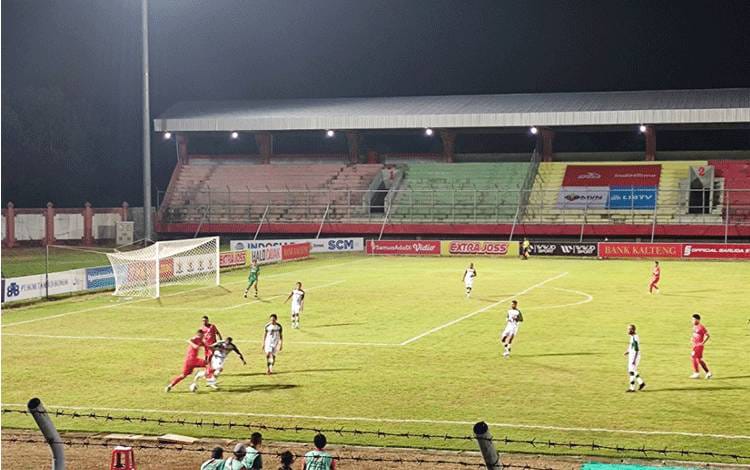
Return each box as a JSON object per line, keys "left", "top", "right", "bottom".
{"left": 326, "top": 130, "right": 335, "bottom": 138}
{"left": 425, "top": 128, "right": 434, "bottom": 136}
{"left": 529, "top": 126, "right": 538, "bottom": 135}
{"left": 163, "top": 132, "right": 172, "bottom": 140}
{"left": 639, "top": 124, "right": 648, "bottom": 133}
{"left": 230, "top": 131, "right": 239, "bottom": 140}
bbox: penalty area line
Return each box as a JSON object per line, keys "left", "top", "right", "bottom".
{"left": 399, "top": 272, "right": 569, "bottom": 346}
{"left": 1, "top": 403, "right": 747, "bottom": 440}
{"left": 0, "top": 333, "right": 394, "bottom": 347}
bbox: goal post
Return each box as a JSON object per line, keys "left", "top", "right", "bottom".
{"left": 106, "top": 236, "right": 219, "bottom": 298}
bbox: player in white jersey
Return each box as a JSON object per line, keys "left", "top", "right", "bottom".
{"left": 190, "top": 337, "right": 247, "bottom": 391}
{"left": 624, "top": 324, "right": 646, "bottom": 392}
{"left": 284, "top": 282, "right": 305, "bottom": 329}
{"left": 263, "top": 314, "right": 283, "bottom": 374}
{"left": 462, "top": 263, "right": 477, "bottom": 298}
{"left": 500, "top": 300, "right": 523, "bottom": 357}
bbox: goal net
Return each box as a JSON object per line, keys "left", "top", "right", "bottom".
{"left": 106, "top": 236, "right": 219, "bottom": 298}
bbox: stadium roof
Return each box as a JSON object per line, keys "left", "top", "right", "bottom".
{"left": 154, "top": 88, "right": 750, "bottom": 132}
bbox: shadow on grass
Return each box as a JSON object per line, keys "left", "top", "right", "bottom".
{"left": 311, "top": 322, "right": 367, "bottom": 329}
{"left": 709, "top": 375, "right": 750, "bottom": 381}
{"left": 646, "top": 386, "right": 747, "bottom": 393}
{"left": 232, "top": 367, "right": 360, "bottom": 377}
{"left": 516, "top": 352, "right": 603, "bottom": 358}
{"left": 217, "top": 383, "right": 299, "bottom": 393}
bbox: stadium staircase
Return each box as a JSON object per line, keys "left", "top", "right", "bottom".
{"left": 388, "top": 163, "right": 530, "bottom": 223}
{"left": 525, "top": 161, "right": 717, "bottom": 225}
{"left": 160, "top": 160, "right": 383, "bottom": 223}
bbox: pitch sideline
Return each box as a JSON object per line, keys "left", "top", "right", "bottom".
{"left": 1, "top": 402, "right": 747, "bottom": 440}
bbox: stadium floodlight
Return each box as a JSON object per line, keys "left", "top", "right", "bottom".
{"left": 326, "top": 130, "right": 335, "bottom": 138}
{"left": 425, "top": 128, "right": 434, "bottom": 136}
{"left": 529, "top": 126, "right": 539, "bottom": 135}
{"left": 163, "top": 132, "right": 172, "bottom": 140}
{"left": 639, "top": 124, "right": 648, "bottom": 133}
{"left": 230, "top": 131, "right": 239, "bottom": 139}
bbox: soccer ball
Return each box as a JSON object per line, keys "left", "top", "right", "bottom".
{"left": 189, "top": 383, "right": 198, "bottom": 393}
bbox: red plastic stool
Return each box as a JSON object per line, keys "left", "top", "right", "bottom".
{"left": 110, "top": 446, "right": 136, "bottom": 470}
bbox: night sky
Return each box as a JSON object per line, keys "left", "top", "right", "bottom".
{"left": 2, "top": 0, "right": 749, "bottom": 207}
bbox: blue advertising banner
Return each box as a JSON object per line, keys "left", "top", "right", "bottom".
{"left": 608, "top": 186, "right": 657, "bottom": 209}
{"left": 85, "top": 266, "right": 115, "bottom": 290}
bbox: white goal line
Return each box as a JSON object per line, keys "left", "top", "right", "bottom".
{"left": 2, "top": 403, "right": 747, "bottom": 440}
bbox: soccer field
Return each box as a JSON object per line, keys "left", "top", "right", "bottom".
{"left": 2, "top": 254, "right": 749, "bottom": 462}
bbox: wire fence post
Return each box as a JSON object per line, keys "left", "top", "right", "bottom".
{"left": 45, "top": 244, "right": 50, "bottom": 299}
{"left": 724, "top": 191, "right": 730, "bottom": 244}
{"left": 28, "top": 398, "right": 65, "bottom": 470}
{"left": 473, "top": 421, "right": 501, "bottom": 469}
{"left": 253, "top": 205, "right": 270, "bottom": 241}
{"left": 316, "top": 203, "right": 330, "bottom": 239}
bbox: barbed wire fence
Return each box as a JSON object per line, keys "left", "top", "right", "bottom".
{"left": 3, "top": 407, "right": 749, "bottom": 465}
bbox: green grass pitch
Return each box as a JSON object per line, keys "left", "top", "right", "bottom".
{"left": 2, "top": 253, "right": 749, "bottom": 462}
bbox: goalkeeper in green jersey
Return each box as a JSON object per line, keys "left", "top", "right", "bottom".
{"left": 243, "top": 260, "right": 260, "bottom": 298}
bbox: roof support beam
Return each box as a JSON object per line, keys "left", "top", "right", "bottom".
{"left": 644, "top": 126, "right": 656, "bottom": 161}
{"left": 345, "top": 131, "right": 361, "bottom": 164}
{"left": 440, "top": 129, "right": 456, "bottom": 163}
{"left": 255, "top": 132, "right": 273, "bottom": 164}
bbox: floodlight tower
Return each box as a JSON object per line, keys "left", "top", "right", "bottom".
{"left": 142, "top": 0, "right": 153, "bottom": 241}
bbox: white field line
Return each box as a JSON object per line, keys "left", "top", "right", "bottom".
{"left": 522, "top": 287, "right": 593, "bottom": 311}
{"left": 0, "top": 333, "right": 393, "bottom": 347}
{"left": 2, "top": 258, "right": 369, "bottom": 328}
{"left": 2, "top": 403, "right": 747, "bottom": 440}
{"left": 399, "top": 272, "right": 569, "bottom": 346}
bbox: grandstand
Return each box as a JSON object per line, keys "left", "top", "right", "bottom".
{"left": 152, "top": 88, "right": 750, "bottom": 239}
{"left": 161, "top": 160, "right": 384, "bottom": 224}
{"left": 389, "top": 163, "right": 530, "bottom": 223}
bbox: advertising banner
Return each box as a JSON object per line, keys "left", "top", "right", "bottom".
{"left": 85, "top": 266, "right": 115, "bottom": 290}
{"left": 250, "top": 245, "right": 283, "bottom": 265}
{"left": 598, "top": 242, "right": 683, "bottom": 259}
{"left": 682, "top": 243, "right": 750, "bottom": 259}
{"left": 441, "top": 240, "right": 518, "bottom": 256}
{"left": 173, "top": 253, "right": 215, "bottom": 277}
{"left": 525, "top": 242, "right": 598, "bottom": 257}
{"left": 282, "top": 243, "right": 312, "bottom": 261}
{"left": 557, "top": 187, "right": 609, "bottom": 209}
{"left": 231, "top": 238, "right": 364, "bottom": 253}
{"left": 160, "top": 258, "right": 175, "bottom": 278}
{"left": 366, "top": 240, "right": 441, "bottom": 256}
{"left": 563, "top": 165, "right": 662, "bottom": 187}
{"left": 608, "top": 187, "right": 658, "bottom": 209}
{"left": 3, "top": 269, "right": 86, "bottom": 302}
{"left": 220, "top": 250, "right": 248, "bottom": 268}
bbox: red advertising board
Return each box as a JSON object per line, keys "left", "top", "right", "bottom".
{"left": 219, "top": 250, "right": 247, "bottom": 268}
{"left": 682, "top": 243, "right": 750, "bottom": 259}
{"left": 598, "top": 242, "right": 683, "bottom": 259}
{"left": 366, "top": 240, "right": 441, "bottom": 256}
{"left": 281, "top": 242, "right": 311, "bottom": 261}
{"left": 159, "top": 258, "right": 174, "bottom": 278}
{"left": 447, "top": 240, "right": 510, "bottom": 255}
{"left": 563, "top": 165, "right": 661, "bottom": 187}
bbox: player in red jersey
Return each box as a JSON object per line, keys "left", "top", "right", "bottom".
{"left": 165, "top": 330, "right": 206, "bottom": 392}
{"left": 200, "top": 316, "right": 222, "bottom": 383}
{"left": 690, "top": 313, "right": 712, "bottom": 379}
{"left": 201, "top": 316, "right": 222, "bottom": 361}
{"left": 649, "top": 261, "right": 660, "bottom": 294}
